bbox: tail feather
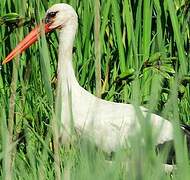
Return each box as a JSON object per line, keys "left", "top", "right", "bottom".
{"left": 181, "top": 124, "right": 190, "bottom": 136}
{"left": 156, "top": 123, "right": 190, "bottom": 164}
{"left": 180, "top": 124, "right": 190, "bottom": 153}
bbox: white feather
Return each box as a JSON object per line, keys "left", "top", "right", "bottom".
{"left": 47, "top": 3, "right": 173, "bottom": 153}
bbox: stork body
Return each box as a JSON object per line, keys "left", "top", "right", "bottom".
{"left": 3, "top": 4, "right": 178, "bottom": 154}
{"left": 47, "top": 4, "right": 173, "bottom": 153}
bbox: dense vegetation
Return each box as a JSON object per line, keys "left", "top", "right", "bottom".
{"left": 0, "top": 0, "right": 190, "bottom": 179}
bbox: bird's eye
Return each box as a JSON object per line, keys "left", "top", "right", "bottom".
{"left": 48, "top": 11, "right": 58, "bottom": 17}
{"left": 45, "top": 11, "right": 58, "bottom": 23}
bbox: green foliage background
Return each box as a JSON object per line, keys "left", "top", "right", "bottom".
{"left": 0, "top": 0, "right": 190, "bottom": 179}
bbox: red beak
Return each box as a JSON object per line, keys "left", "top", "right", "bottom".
{"left": 2, "top": 23, "right": 52, "bottom": 64}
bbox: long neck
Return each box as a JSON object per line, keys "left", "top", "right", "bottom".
{"left": 57, "top": 22, "right": 78, "bottom": 86}
{"left": 55, "top": 20, "right": 79, "bottom": 126}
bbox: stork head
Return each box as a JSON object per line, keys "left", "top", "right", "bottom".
{"left": 2, "top": 3, "right": 78, "bottom": 64}
{"left": 45, "top": 3, "right": 78, "bottom": 30}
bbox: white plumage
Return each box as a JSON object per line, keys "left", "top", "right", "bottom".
{"left": 47, "top": 3, "right": 173, "bottom": 153}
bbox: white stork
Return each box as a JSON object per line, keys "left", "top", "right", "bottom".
{"left": 2, "top": 3, "right": 189, "bottom": 161}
